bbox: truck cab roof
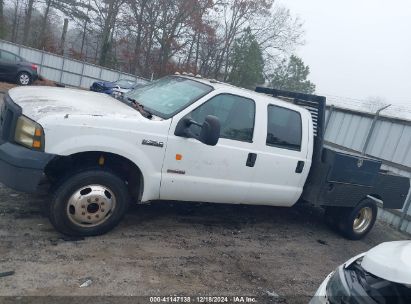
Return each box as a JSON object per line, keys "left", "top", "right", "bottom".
{"left": 176, "top": 75, "right": 312, "bottom": 116}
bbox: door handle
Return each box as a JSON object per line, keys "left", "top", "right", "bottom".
{"left": 295, "top": 161, "right": 305, "bottom": 173}
{"left": 246, "top": 153, "right": 257, "bottom": 167}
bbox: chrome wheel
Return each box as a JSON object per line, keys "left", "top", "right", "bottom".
{"left": 353, "top": 207, "right": 373, "bottom": 233}
{"left": 66, "top": 184, "right": 116, "bottom": 227}
{"left": 19, "top": 73, "right": 30, "bottom": 85}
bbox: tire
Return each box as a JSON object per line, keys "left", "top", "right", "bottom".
{"left": 16, "top": 71, "right": 32, "bottom": 85}
{"left": 337, "top": 199, "right": 378, "bottom": 240}
{"left": 49, "top": 169, "right": 130, "bottom": 236}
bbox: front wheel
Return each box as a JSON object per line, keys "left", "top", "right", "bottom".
{"left": 337, "top": 199, "right": 378, "bottom": 240}
{"left": 49, "top": 169, "right": 130, "bottom": 236}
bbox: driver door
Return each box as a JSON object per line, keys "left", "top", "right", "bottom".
{"left": 160, "top": 93, "right": 258, "bottom": 204}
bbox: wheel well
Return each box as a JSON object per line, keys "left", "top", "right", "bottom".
{"left": 45, "top": 151, "right": 144, "bottom": 202}
{"left": 365, "top": 194, "right": 383, "bottom": 205}
{"left": 368, "top": 194, "right": 382, "bottom": 200}
{"left": 17, "top": 70, "right": 31, "bottom": 77}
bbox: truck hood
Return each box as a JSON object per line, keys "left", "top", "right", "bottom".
{"left": 8, "top": 86, "right": 140, "bottom": 121}
{"left": 361, "top": 241, "right": 411, "bottom": 285}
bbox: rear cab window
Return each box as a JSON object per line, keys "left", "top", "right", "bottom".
{"left": 266, "top": 104, "right": 302, "bottom": 151}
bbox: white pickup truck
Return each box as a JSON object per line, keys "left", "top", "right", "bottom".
{"left": 0, "top": 75, "right": 409, "bottom": 239}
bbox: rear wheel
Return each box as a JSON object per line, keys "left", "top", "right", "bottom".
{"left": 49, "top": 169, "right": 130, "bottom": 236}
{"left": 336, "top": 199, "right": 378, "bottom": 240}
{"left": 16, "top": 72, "right": 32, "bottom": 85}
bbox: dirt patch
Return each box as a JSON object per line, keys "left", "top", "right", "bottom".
{"left": 33, "top": 77, "right": 62, "bottom": 87}
{"left": 0, "top": 82, "right": 17, "bottom": 92}
{"left": 0, "top": 183, "right": 408, "bottom": 303}
{"left": 0, "top": 78, "right": 62, "bottom": 92}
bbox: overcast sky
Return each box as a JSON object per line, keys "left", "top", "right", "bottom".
{"left": 279, "top": 0, "right": 411, "bottom": 107}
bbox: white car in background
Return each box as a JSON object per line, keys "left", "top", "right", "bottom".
{"left": 310, "top": 241, "right": 411, "bottom": 304}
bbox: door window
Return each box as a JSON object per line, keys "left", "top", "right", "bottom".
{"left": 266, "top": 105, "right": 302, "bottom": 151}
{"left": 0, "top": 51, "right": 17, "bottom": 63}
{"left": 189, "top": 94, "right": 255, "bottom": 142}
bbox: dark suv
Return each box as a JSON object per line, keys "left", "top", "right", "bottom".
{"left": 0, "top": 49, "right": 38, "bottom": 85}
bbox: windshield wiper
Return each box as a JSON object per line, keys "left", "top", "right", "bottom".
{"left": 127, "top": 97, "right": 153, "bottom": 119}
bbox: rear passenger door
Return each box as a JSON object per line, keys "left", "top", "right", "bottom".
{"left": 250, "top": 104, "right": 311, "bottom": 206}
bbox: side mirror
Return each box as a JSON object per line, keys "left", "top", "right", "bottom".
{"left": 175, "top": 115, "right": 220, "bottom": 146}
{"left": 199, "top": 115, "right": 220, "bottom": 146}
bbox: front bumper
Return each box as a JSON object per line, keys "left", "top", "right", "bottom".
{"left": 0, "top": 142, "right": 54, "bottom": 193}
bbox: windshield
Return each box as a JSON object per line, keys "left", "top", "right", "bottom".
{"left": 125, "top": 76, "right": 213, "bottom": 118}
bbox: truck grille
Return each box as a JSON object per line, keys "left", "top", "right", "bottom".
{"left": 0, "top": 95, "right": 22, "bottom": 143}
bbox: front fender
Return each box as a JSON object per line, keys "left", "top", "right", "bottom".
{"left": 42, "top": 117, "right": 171, "bottom": 201}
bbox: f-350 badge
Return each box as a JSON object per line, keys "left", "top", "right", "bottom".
{"left": 142, "top": 139, "right": 164, "bottom": 148}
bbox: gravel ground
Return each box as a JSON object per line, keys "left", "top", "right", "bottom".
{"left": 0, "top": 182, "right": 408, "bottom": 303}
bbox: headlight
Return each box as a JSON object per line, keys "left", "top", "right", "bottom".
{"left": 14, "top": 116, "right": 44, "bottom": 151}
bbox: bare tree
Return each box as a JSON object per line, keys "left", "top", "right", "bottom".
{"left": 211, "top": 0, "right": 273, "bottom": 80}
{"left": 2, "top": 0, "right": 305, "bottom": 82}
{"left": 37, "top": 0, "right": 52, "bottom": 48}
{"left": 37, "top": 0, "right": 93, "bottom": 49}
{"left": 59, "top": 17, "right": 68, "bottom": 54}
{"left": 155, "top": 0, "right": 213, "bottom": 75}
{"left": 80, "top": 0, "right": 92, "bottom": 57}
{"left": 142, "top": 1, "right": 161, "bottom": 77}
{"left": 0, "top": 0, "right": 5, "bottom": 38}
{"left": 93, "top": 0, "right": 124, "bottom": 66}
{"left": 11, "top": 0, "right": 21, "bottom": 42}
{"left": 367, "top": 96, "right": 389, "bottom": 113}
{"left": 254, "top": 7, "right": 303, "bottom": 70}
{"left": 126, "top": 0, "right": 149, "bottom": 73}
{"left": 22, "top": 0, "right": 35, "bottom": 45}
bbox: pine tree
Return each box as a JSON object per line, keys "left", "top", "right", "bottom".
{"left": 229, "top": 28, "right": 265, "bottom": 89}
{"left": 270, "top": 55, "right": 316, "bottom": 94}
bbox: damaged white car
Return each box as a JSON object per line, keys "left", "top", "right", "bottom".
{"left": 310, "top": 241, "right": 411, "bottom": 304}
